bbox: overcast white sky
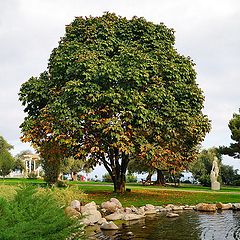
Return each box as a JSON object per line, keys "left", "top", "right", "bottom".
{"left": 0, "top": 0, "right": 240, "bottom": 176}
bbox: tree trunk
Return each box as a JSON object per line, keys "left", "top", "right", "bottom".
{"left": 146, "top": 172, "right": 153, "bottom": 182}
{"left": 156, "top": 169, "right": 165, "bottom": 185}
{"left": 101, "top": 151, "right": 128, "bottom": 193}
{"left": 58, "top": 173, "right": 63, "bottom": 181}
{"left": 71, "top": 172, "right": 77, "bottom": 181}
{"left": 42, "top": 157, "right": 61, "bottom": 185}
{"left": 40, "top": 142, "right": 62, "bottom": 185}
{"left": 113, "top": 177, "right": 126, "bottom": 193}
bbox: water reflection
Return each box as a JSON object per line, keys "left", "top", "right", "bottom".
{"left": 198, "top": 211, "right": 240, "bottom": 240}
{"left": 90, "top": 211, "right": 240, "bottom": 240}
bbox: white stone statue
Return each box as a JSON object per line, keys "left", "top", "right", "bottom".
{"left": 210, "top": 157, "right": 220, "bottom": 190}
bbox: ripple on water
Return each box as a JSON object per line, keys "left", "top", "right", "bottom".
{"left": 199, "top": 211, "right": 240, "bottom": 240}
{"left": 91, "top": 211, "right": 240, "bottom": 240}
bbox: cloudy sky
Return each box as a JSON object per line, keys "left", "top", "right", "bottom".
{"left": 0, "top": 0, "right": 240, "bottom": 175}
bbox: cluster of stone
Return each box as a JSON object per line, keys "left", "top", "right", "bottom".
{"left": 195, "top": 202, "right": 237, "bottom": 211}
{"left": 65, "top": 199, "right": 240, "bottom": 230}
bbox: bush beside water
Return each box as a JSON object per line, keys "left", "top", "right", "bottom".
{"left": 0, "top": 186, "right": 84, "bottom": 240}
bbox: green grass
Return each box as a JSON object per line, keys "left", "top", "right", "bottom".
{"left": 0, "top": 178, "right": 46, "bottom": 186}
{"left": 1, "top": 179, "right": 240, "bottom": 207}
{"left": 77, "top": 183, "right": 240, "bottom": 207}
{"left": 68, "top": 180, "right": 112, "bottom": 185}
{"left": 79, "top": 185, "right": 240, "bottom": 207}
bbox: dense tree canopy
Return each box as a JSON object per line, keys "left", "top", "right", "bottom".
{"left": 220, "top": 109, "right": 240, "bottom": 158}
{"left": 19, "top": 13, "right": 210, "bottom": 192}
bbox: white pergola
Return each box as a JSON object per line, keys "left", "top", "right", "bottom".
{"left": 23, "top": 154, "right": 41, "bottom": 177}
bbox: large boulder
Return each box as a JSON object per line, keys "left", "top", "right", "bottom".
{"left": 172, "top": 206, "right": 184, "bottom": 211}
{"left": 97, "top": 218, "right": 107, "bottom": 225}
{"left": 196, "top": 203, "right": 217, "bottom": 212}
{"left": 124, "top": 207, "right": 132, "bottom": 214}
{"left": 65, "top": 206, "right": 81, "bottom": 218}
{"left": 183, "top": 205, "right": 195, "bottom": 210}
{"left": 155, "top": 206, "right": 164, "bottom": 211}
{"left": 138, "top": 206, "right": 146, "bottom": 215}
{"left": 232, "top": 203, "right": 240, "bottom": 210}
{"left": 158, "top": 208, "right": 170, "bottom": 212}
{"left": 144, "top": 204, "right": 155, "bottom": 211}
{"left": 81, "top": 201, "right": 97, "bottom": 213}
{"left": 105, "top": 212, "right": 123, "bottom": 221}
{"left": 144, "top": 209, "right": 157, "bottom": 215}
{"left": 130, "top": 206, "right": 138, "bottom": 213}
{"left": 82, "top": 209, "right": 102, "bottom": 225}
{"left": 101, "top": 198, "right": 122, "bottom": 213}
{"left": 122, "top": 213, "right": 145, "bottom": 221}
{"left": 100, "top": 221, "right": 119, "bottom": 230}
{"left": 70, "top": 200, "right": 81, "bottom": 212}
{"left": 110, "top": 198, "right": 122, "bottom": 208}
{"left": 166, "top": 212, "right": 179, "bottom": 218}
{"left": 216, "top": 202, "right": 232, "bottom": 210}
{"left": 130, "top": 206, "right": 145, "bottom": 215}
{"left": 81, "top": 202, "right": 102, "bottom": 225}
{"left": 165, "top": 204, "right": 174, "bottom": 210}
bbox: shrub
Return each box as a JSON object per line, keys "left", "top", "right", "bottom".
{"left": 0, "top": 185, "right": 18, "bottom": 201}
{"left": 28, "top": 172, "right": 38, "bottom": 179}
{"left": 232, "top": 180, "right": 240, "bottom": 186}
{"left": 198, "top": 174, "right": 211, "bottom": 187}
{"left": 37, "top": 185, "right": 88, "bottom": 207}
{"left": 102, "top": 173, "right": 112, "bottom": 182}
{"left": 0, "top": 186, "right": 84, "bottom": 240}
{"left": 126, "top": 174, "right": 137, "bottom": 183}
{"left": 55, "top": 180, "right": 68, "bottom": 188}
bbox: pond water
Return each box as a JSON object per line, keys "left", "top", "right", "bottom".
{"left": 88, "top": 210, "right": 240, "bottom": 240}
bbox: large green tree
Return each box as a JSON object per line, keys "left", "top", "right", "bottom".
{"left": 220, "top": 109, "right": 240, "bottom": 158}
{"left": 0, "top": 136, "right": 14, "bottom": 177}
{"left": 19, "top": 13, "right": 210, "bottom": 192}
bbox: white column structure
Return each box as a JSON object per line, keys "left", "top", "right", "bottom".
{"left": 25, "top": 160, "right": 28, "bottom": 175}
{"left": 29, "top": 160, "right": 32, "bottom": 173}
{"left": 23, "top": 154, "right": 41, "bottom": 178}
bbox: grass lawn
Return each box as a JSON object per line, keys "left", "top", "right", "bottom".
{"left": 78, "top": 184, "right": 240, "bottom": 207}
{"left": 1, "top": 179, "right": 240, "bottom": 207}
{"left": 0, "top": 178, "right": 46, "bottom": 185}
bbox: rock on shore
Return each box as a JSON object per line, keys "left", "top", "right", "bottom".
{"left": 66, "top": 198, "right": 240, "bottom": 227}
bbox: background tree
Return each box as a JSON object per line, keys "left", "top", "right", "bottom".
{"left": 220, "top": 109, "right": 240, "bottom": 158}
{"left": 60, "top": 157, "right": 92, "bottom": 180}
{"left": 0, "top": 136, "right": 14, "bottom": 177}
{"left": 190, "top": 148, "right": 221, "bottom": 186}
{"left": 128, "top": 159, "right": 156, "bottom": 182}
{"left": 19, "top": 13, "right": 210, "bottom": 192}
{"left": 221, "top": 164, "right": 240, "bottom": 185}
